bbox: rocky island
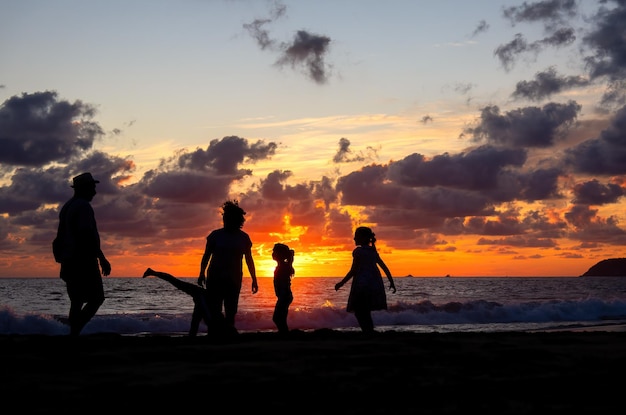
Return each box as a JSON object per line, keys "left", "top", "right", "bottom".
{"left": 580, "top": 258, "right": 626, "bottom": 277}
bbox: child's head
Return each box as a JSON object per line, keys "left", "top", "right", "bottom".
{"left": 354, "top": 226, "right": 376, "bottom": 246}
{"left": 272, "top": 243, "right": 294, "bottom": 263}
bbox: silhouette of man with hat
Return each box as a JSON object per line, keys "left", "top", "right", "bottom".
{"left": 56, "top": 172, "right": 111, "bottom": 335}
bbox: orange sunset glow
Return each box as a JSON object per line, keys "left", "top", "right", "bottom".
{"left": 2, "top": 1, "right": 626, "bottom": 278}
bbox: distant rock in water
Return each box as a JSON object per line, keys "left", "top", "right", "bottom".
{"left": 580, "top": 258, "right": 626, "bottom": 277}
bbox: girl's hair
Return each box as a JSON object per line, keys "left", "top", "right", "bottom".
{"left": 273, "top": 243, "right": 295, "bottom": 275}
{"left": 354, "top": 226, "right": 376, "bottom": 246}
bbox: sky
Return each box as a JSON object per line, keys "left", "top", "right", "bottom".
{"left": 1, "top": 0, "right": 626, "bottom": 278}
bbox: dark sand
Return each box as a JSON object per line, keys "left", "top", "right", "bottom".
{"left": 3, "top": 329, "right": 625, "bottom": 414}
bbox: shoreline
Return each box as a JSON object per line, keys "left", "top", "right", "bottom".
{"left": 3, "top": 329, "right": 626, "bottom": 413}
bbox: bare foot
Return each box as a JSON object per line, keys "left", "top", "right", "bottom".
{"left": 142, "top": 268, "right": 154, "bottom": 278}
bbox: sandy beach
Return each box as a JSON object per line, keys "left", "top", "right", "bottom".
{"left": 3, "top": 329, "right": 626, "bottom": 414}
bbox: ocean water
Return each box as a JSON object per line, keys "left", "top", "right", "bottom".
{"left": 2, "top": 276, "right": 626, "bottom": 336}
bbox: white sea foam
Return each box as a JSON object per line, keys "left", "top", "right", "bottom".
{"left": 2, "top": 276, "right": 626, "bottom": 335}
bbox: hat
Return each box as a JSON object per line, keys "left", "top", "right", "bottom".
{"left": 71, "top": 172, "right": 100, "bottom": 188}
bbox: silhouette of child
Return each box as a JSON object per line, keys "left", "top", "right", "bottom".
{"left": 335, "top": 226, "right": 396, "bottom": 333}
{"left": 142, "top": 268, "right": 222, "bottom": 336}
{"left": 272, "top": 243, "right": 295, "bottom": 334}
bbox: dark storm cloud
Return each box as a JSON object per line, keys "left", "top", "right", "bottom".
{"left": 564, "top": 104, "right": 626, "bottom": 175}
{"left": 275, "top": 30, "right": 332, "bottom": 84}
{"left": 0, "top": 91, "right": 103, "bottom": 166}
{"left": 512, "top": 67, "right": 589, "bottom": 101}
{"left": 463, "top": 101, "right": 581, "bottom": 148}
{"left": 572, "top": 179, "right": 624, "bottom": 205}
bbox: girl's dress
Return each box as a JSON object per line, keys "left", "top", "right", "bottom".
{"left": 346, "top": 245, "right": 387, "bottom": 312}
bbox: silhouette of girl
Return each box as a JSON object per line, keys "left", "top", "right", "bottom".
{"left": 272, "top": 243, "right": 295, "bottom": 334}
{"left": 335, "top": 226, "right": 396, "bottom": 333}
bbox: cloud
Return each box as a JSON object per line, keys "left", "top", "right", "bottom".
{"left": 463, "top": 101, "right": 581, "bottom": 148}
{"left": 503, "top": 0, "right": 578, "bottom": 29}
{"left": 581, "top": 0, "right": 626, "bottom": 81}
{"left": 332, "top": 137, "right": 368, "bottom": 163}
{"left": 471, "top": 20, "right": 489, "bottom": 37}
{"left": 243, "top": 1, "right": 333, "bottom": 84}
{"left": 0, "top": 91, "right": 103, "bottom": 166}
{"left": 564, "top": 104, "right": 626, "bottom": 175}
{"left": 494, "top": 29, "right": 575, "bottom": 71}
{"left": 572, "top": 179, "right": 624, "bottom": 205}
{"left": 242, "top": 1, "right": 286, "bottom": 50}
{"left": 512, "top": 67, "right": 589, "bottom": 101}
{"left": 495, "top": 0, "right": 579, "bottom": 70}
{"left": 581, "top": 1, "right": 626, "bottom": 107}
{"left": 498, "top": 0, "right": 626, "bottom": 108}
{"left": 275, "top": 30, "right": 332, "bottom": 84}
